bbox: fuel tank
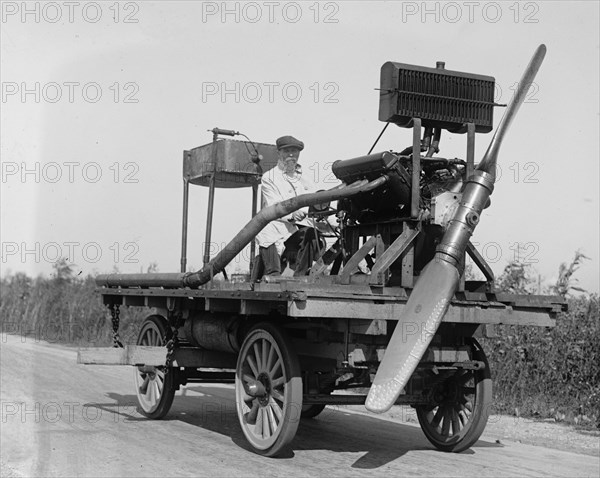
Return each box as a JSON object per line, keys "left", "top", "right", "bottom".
{"left": 182, "top": 312, "right": 241, "bottom": 353}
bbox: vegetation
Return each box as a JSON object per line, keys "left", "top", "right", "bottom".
{"left": 481, "top": 251, "right": 599, "bottom": 427}
{"left": 0, "top": 260, "right": 145, "bottom": 346}
{"left": 1, "top": 254, "right": 597, "bottom": 426}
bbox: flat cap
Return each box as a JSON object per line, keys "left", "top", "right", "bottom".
{"left": 276, "top": 135, "right": 304, "bottom": 151}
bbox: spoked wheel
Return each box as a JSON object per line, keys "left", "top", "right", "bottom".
{"left": 416, "top": 338, "right": 492, "bottom": 452}
{"left": 235, "top": 322, "right": 302, "bottom": 457}
{"left": 134, "top": 315, "right": 177, "bottom": 419}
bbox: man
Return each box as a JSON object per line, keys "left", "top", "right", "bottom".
{"left": 254, "top": 135, "right": 319, "bottom": 277}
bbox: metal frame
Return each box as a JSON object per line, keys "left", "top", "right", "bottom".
{"left": 180, "top": 135, "right": 267, "bottom": 274}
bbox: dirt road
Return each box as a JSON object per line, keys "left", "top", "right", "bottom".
{"left": 1, "top": 334, "right": 598, "bottom": 477}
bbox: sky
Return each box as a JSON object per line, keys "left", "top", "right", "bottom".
{"left": 1, "top": 1, "right": 599, "bottom": 293}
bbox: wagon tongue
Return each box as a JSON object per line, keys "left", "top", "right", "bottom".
{"left": 365, "top": 45, "right": 547, "bottom": 414}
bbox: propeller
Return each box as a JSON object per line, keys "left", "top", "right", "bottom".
{"left": 365, "top": 45, "right": 547, "bottom": 413}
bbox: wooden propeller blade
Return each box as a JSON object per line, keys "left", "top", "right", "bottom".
{"left": 365, "top": 260, "right": 459, "bottom": 412}
{"left": 366, "top": 45, "right": 547, "bottom": 414}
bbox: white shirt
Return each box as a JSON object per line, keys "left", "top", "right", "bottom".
{"left": 255, "top": 165, "right": 317, "bottom": 254}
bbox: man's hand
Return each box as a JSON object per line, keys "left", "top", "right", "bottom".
{"left": 291, "top": 209, "right": 307, "bottom": 222}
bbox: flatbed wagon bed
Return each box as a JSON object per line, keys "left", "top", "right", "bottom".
{"left": 97, "top": 280, "right": 563, "bottom": 327}
{"left": 85, "top": 278, "right": 565, "bottom": 456}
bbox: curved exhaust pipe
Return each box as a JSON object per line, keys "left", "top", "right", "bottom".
{"left": 183, "top": 176, "right": 388, "bottom": 287}
{"left": 96, "top": 176, "right": 388, "bottom": 288}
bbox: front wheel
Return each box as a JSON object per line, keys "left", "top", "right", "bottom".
{"left": 133, "top": 315, "right": 177, "bottom": 419}
{"left": 235, "top": 322, "right": 302, "bottom": 457}
{"left": 416, "top": 338, "right": 492, "bottom": 452}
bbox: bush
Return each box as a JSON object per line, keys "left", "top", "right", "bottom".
{"left": 480, "top": 252, "right": 599, "bottom": 427}
{"left": 482, "top": 294, "right": 599, "bottom": 425}
{"left": 0, "top": 266, "right": 147, "bottom": 347}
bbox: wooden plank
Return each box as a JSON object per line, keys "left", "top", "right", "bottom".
{"left": 240, "top": 299, "right": 284, "bottom": 315}
{"left": 400, "top": 235, "right": 415, "bottom": 288}
{"left": 77, "top": 346, "right": 238, "bottom": 368}
{"left": 205, "top": 298, "right": 239, "bottom": 313}
{"left": 98, "top": 287, "right": 292, "bottom": 301}
{"left": 369, "top": 224, "right": 419, "bottom": 284}
{"left": 78, "top": 346, "right": 167, "bottom": 365}
{"left": 287, "top": 298, "right": 556, "bottom": 326}
{"left": 466, "top": 241, "right": 495, "bottom": 283}
{"left": 448, "top": 305, "right": 555, "bottom": 327}
{"left": 338, "top": 235, "right": 378, "bottom": 283}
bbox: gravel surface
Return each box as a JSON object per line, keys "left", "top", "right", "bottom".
{"left": 3, "top": 334, "right": 598, "bottom": 478}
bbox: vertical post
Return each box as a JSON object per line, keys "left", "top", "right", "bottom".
{"left": 203, "top": 136, "right": 219, "bottom": 267}
{"left": 203, "top": 177, "right": 216, "bottom": 266}
{"left": 401, "top": 222, "right": 415, "bottom": 288}
{"left": 466, "top": 122, "right": 475, "bottom": 179}
{"left": 461, "top": 122, "right": 476, "bottom": 291}
{"left": 249, "top": 183, "right": 258, "bottom": 273}
{"left": 411, "top": 118, "right": 421, "bottom": 218}
{"left": 180, "top": 176, "right": 190, "bottom": 273}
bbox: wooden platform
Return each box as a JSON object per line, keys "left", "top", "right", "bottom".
{"left": 97, "top": 281, "right": 565, "bottom": 327}
{"left": 77, "top": 346, "right": 237, "bottom": 368}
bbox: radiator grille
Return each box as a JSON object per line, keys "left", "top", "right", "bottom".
{"left": 379, "top": 62, "right": 495, "bottom": 133}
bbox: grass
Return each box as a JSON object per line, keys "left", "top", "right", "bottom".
{"left": 481, "top": 293, "right": 599, "bottom": 428}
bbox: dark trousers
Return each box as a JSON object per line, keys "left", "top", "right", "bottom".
{"left": 249, "top": 244, "right": 282, "bottom": 282}
{"left": 260, "top": 243, "right": 283, "bottom": 276}
{"left": 251, "top": 228, "right": 325, "bottom": 281}
{"left": 283, "top": 227, "right": 324, "bottom": 276}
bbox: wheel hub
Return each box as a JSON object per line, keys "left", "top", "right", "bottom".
{"left": 432, "top": 374, "right": 464, "bottom": 404}
{"left": 256, "top": 372, "right": 271, "bottom": 406}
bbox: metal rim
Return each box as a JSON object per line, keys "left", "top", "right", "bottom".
{"left": 235, "top": 323, "right": 302, "bottom": 456}
{"left": 134, "top": 316, "right": 176, "bottom": 418}
{"left": 416, "top": 338, "right": 492, "bottom": 452}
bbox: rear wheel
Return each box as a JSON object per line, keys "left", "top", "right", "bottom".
{"left": 416, "top": 338, "right": 492, "bottom": 452}
{"left": 235, "top": 322, "right": 302, "bottom": 457}
{"left": 134, "top": 315, "right": 177, "bottom": 419}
